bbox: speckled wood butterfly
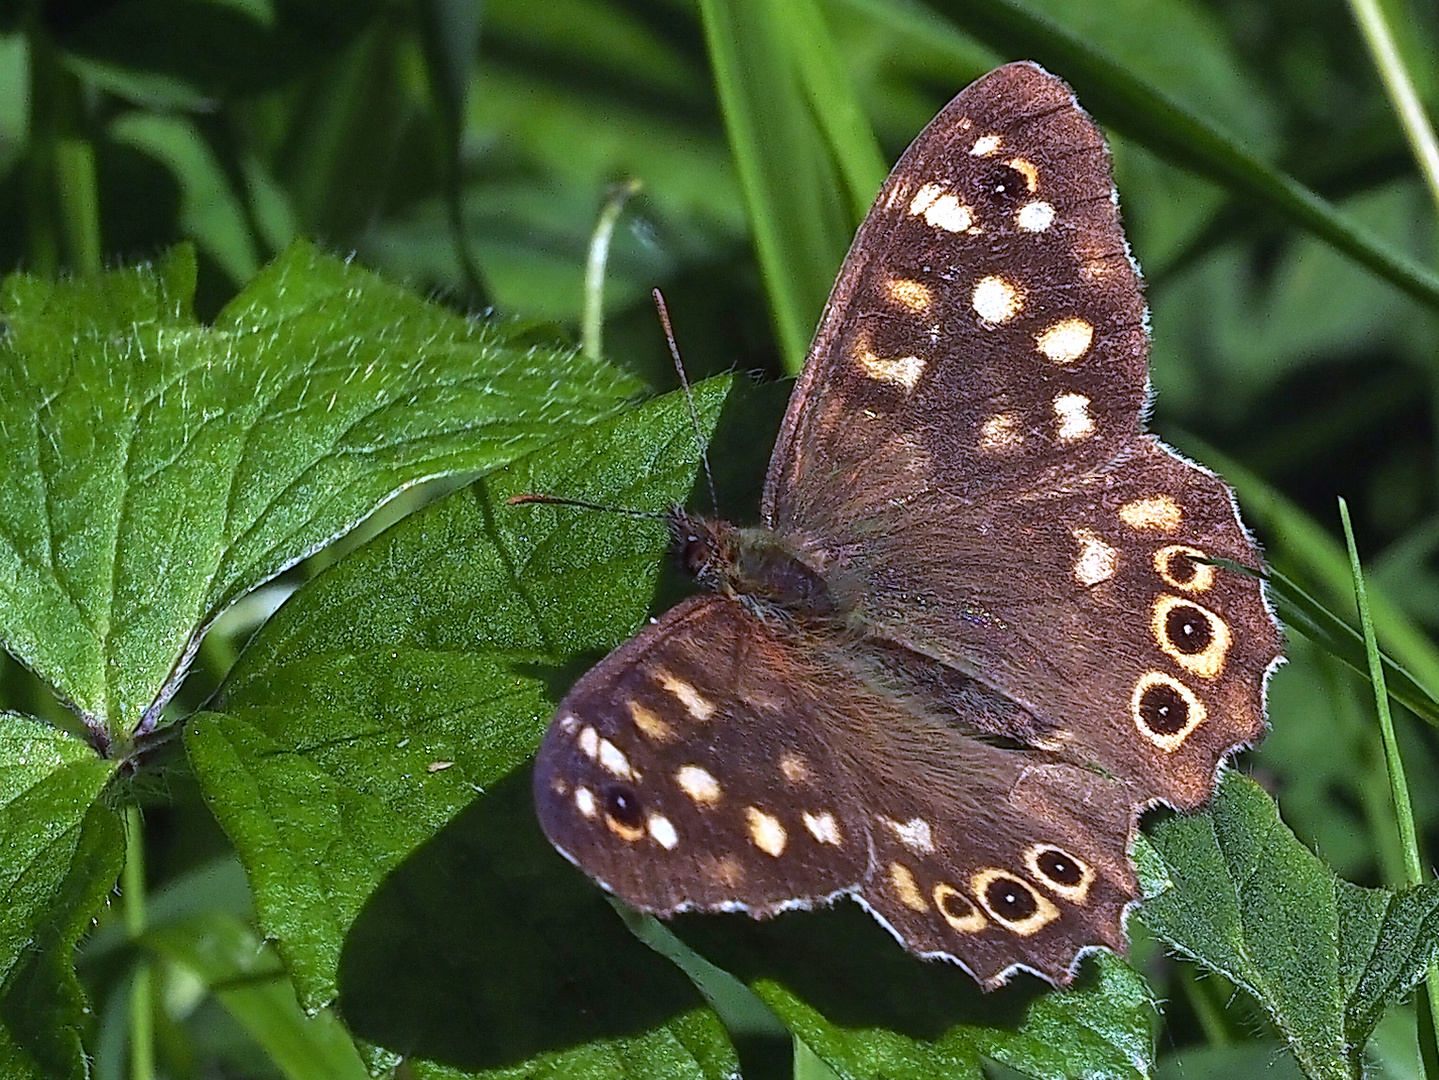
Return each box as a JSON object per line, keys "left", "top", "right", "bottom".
{"left": 532, "top": 61, "right": 1283, "bottom": 988}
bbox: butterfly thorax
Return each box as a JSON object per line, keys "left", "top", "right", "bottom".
{"left": 669, "top": 511, "right": 837, "bottom": 620}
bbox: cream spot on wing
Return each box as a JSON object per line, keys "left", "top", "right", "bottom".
{"left": 1024, "top": 844, "right": 1095, "bottom": 903}
{"left": 707, "top": 854, "right": 745, "bottom": 888}
{"left": 907, "top": 184, "right": 976, "bottom": 233}
{"left": 577, "top": 726, "right": 599, "bottom": 759}
{"left": 1053, "top": 392, "right": 1094, "bottom": 441}
{"left": 574, "top": 786, "right": 596, "bottom": 818}
{"left": 676, "top": 764, "right": 721, "bottom": 806}
{"left": 972, "top": 275, "right": 1022, "bottom": 323}
{"left": 885, "top": 277, "right": 932, "bottom": 312}
{"left": 802, "top": 811, "right": 843, "bottom": 845}
{"left": 597, "top": 737, "right": 636, "bottom": 780}
{"left": 627, "top": 699, "right": 674, "bottom": 741}
{"left": 856, "top": 349, "right": 925, "bottom": 390}
{"left": 656, "top": 669, "right": 715, "bottom": 721}
{"left": 883, "top": 816, "right": 935, "bottom": 853}
{"left": 1015, "top": 200, "right": 1056, "bottom": 232}
{"left": 909, "top": 182, "right": 943, "bottom": 215}
{"left": 1072, "top": 528, "right": 1118, "bottom": 586}
{"left": 970, "top": 134, "right": 1002, "bottom": 156}
{"left": 971, "top": 868, "right": 1059, "bottom": 935}
{"left": 890, "top": 862, "right": 929, "bottom": 911}
{"left": 1006, "top": 157, "right": 1039, "bottom": 191}
{"left": 779, "top": 752, "right": 810, "bottom": 783}
{"left": 924, "top": 194, "right": 975, "bottom": 232}
{"left": 1036, "top": 317, "right": 1093, "bottom": 363}
{"left": 647, "top": 813, "right": 679, "bottom": 850}
{"left": 557, "top": 714, "right": 579, "bottom": 733}
{"left": 979, "top": 413, "right": 1022, "bottom": 452}
{"left": 1153, "top": 595, "right": 1232, "bottom": 678}
{"left": 1119, "top": 495, "right": 1183, "bottom": 532}
{"left": 745, "top": 807, "right": 787, "bottom": 857}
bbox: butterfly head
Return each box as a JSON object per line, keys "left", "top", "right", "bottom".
{"left": 669, "top": 510, "right": 836, "bottom": 618}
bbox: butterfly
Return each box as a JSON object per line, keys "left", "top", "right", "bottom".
{"left": 531, "top": 61, "right": 1283, "bottom": 988}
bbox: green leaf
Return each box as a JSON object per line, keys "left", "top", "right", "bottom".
{"left": 1141, "top": 772, "right": 1439, "bottom": 1080}
{"left": 187, "top": 379, "right": 733, "bottom": 1073}
{"left": 109, "top": 111, "right": 259, "bottom": 286}
{"left": 672, "top": 911, "right": 1153, "bottom": 1080}
{"left": 0, "top": 243, "right": 641, "bottom": 743}
{"left": 0, "top": 714, "right": 122, "bottom": 1080}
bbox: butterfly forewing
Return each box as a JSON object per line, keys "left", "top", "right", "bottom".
{"left": 534, "top": 595, "right": 872, "bottom": 915}
{"left": 765, "top": 61, "right": 1148, "bottom": 527}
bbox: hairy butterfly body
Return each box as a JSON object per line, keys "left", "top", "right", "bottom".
{"left": 532, "top": 61, "right": 1283, "bottom": 988}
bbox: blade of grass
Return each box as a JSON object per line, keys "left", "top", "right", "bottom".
{"left": 1178, "top": 436, "right": 1439, "bottom": 721}
{"left": 1264, "top": 566, "right": 1439, "bottom": 730}
{"left": 770, "top": 0, "right": 887, "bottom": 220}
{"left": 841, "top": 0, "right": 1439, "bottom": 319}
{"left": 697, "top": 0, "right": 855, "bottom": 373}
{"left": 1339, "top": 498, "right": 1439, "bottom": 1079}
{"left": 1345, "top": 0, "right": 1439, "bottom": 222}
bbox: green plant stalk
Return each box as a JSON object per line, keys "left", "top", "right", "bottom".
{"left": 772, "top": 0, "right": 886, "bottom": 219}
{"left": 1339, "top": 499, "right": 1439, "bottom": 1078}
{"left": 1176, "top": 962, "right": 1232, "bottom": 1048}
{"left": 582, "top": 179, "right": 641, "bottom": 361}
{"left": 123, "top": 805, "right": 155, "bottom": 1080}
{"left": 54, "top": 138, "right": 101, "bottom": 275}
{"left": 1345, "top": 0, "right": 1439, "bottom": 225}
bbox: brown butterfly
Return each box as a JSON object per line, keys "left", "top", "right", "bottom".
{"left": 531, "top": 61, "right": 1283, "bottom": 988}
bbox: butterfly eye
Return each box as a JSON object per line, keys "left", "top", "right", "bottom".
{"left": 679, "top": 537, "right": 712, "bottom": 576}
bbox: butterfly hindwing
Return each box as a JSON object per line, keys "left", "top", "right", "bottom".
{"left": 534, "top": 595, "right": 1144, "bottom": 986}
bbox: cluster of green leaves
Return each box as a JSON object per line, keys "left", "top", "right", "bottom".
{"left": 4, "top": 0, "right": 1439, "bottom": 1079}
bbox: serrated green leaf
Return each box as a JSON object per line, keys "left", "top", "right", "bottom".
{"left": 0, "top": 714, "right": 123, "bottom": 1080}
{"left": 672, "top": 907, "right": 1153, "bottom": 1080}
{"left": 1141, "top": 772, "right": 1439, "bottom": 1080}
{"left": 0, "top": 242, "right": 641, "bottom": 744}
{"left": 187, "top": 380, "right": 732, "bottom": 1069}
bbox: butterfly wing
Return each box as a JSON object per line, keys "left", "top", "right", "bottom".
{"left": 764, "top": 61, "right": 1148, "bottom": 527}
{"left": 534, "top": 595, "right": 872, "bottom": 915}
{"left": 534, "top": 594, "right": 1140, "bottom": 986}
{"left": 761, "top": 62, "right": 1280, "bottom": 809}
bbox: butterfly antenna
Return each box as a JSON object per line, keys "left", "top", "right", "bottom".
{"left": 653, "top": 288, "right": 719, "bottom": 514}
{"left": 506, "top": 493, "right": 667, "bottom": 520}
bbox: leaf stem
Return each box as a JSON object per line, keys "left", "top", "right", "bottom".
{"left": 1338, "top": 498, "right": 1439, "bottom": 1077}
{"left": 1344, "top": 0, "right": 1439, "bottom": 227}
{"left": 123, "top": 805, "right": 155, "bottom": 1080}
{"left": 582, "top": 178, "right": 640, "bottom": 361}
